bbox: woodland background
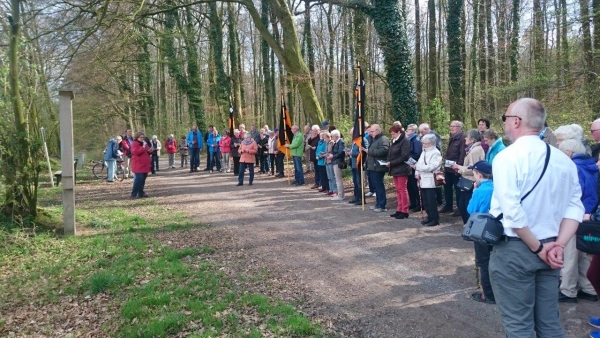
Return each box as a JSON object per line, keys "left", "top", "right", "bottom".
{"left": 0, "top": 0, "right": 598, "bottom": 218}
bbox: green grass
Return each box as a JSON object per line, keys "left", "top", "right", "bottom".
{"left": 0, "top": 187, "right": 328, "bottom": 337}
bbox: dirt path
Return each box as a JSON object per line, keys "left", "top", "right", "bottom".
{"left": 110, "top": 159, "right": 596, "bottom": 337}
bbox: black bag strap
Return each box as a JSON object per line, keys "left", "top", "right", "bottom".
{"left": 495, "top": 143, "right": 551, "bottom": 221}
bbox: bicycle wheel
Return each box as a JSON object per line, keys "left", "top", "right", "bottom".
{"left": 92, "top": 161, "right": 108, "bottom": 180}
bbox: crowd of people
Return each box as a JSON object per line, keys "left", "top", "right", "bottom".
{"left": 102, "top": 97, "right": 600, "bottom": 337}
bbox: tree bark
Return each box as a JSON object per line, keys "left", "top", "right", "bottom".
{"left": 447, "top": 0, "right": 465, "bottom": 121}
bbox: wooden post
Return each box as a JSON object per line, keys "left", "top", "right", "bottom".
{"left": 59, "top": 90, "right": 76, "bottom": 236}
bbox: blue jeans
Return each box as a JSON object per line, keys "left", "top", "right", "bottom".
{"left": 293, "top": 156, "right": 304, "bottom": 184}
{"left": 190, "top": 147, "right": 200, "bottom": 170}
{"left": 326, "top": 164, "right": 337, "bottom": 192}
{"left": 313, "top": 161, "right": 320, "bottom": 185}
{"left": 318, "top": 165, "right": 329, "bottom": 191}
{"left": 238, "top": 162, "right": 254, "bottom": 184}
{"left": 211, "top": 151, "right": 221, "bottom": 171}
{"left": 106, "top": 159, "right": 116, "bottom": 182}
{"left": 352, "top": 167, "right": 363, "bottom": 200}
{"left": 370, "top": 171, "right": 387, "bottom": 208}
{"left": 367, "top": 170, "right": 375, "bottom": 193}
{"left": 131, "top": 173, "right": 147, "bottom": 197}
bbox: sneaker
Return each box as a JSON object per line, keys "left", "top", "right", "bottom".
{"left": 589, "top": 331, "right": 600, "bottom": 338}
{"left": 578, "top": 290, "right": 599, "bottom": 302}
{"left": 589, "top": 317, "right": 600, "bottom": 329}
{"left": 365, "top": 192, "right": 374, "bottom": 197}
{"left": 369, "top": 206, "right": 376, "bottom": 210}
{"left": 373, "top": 208, "right": 387, "bottom": 212}
{"left": 331, "top": 196, "right": 344, "bottom": 201}
{"left": 373, "top": 192, "right": 376, "bottom": 197}
{"left": 558, "top": 291, "right": 577, "bottom": 303}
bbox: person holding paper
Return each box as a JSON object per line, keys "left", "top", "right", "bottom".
{"left": 387, "top": 124, "right": 411, "bottom": 219}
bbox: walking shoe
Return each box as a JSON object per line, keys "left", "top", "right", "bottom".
{"left": 236, "top": 183, "right": 243, "bottom": 186}
{"left": 471, "top": 291, "right": 496, "bottom": 304}
{"left": 365, "top": 192, "right": 374, "bottom": 197}
{"left": 588, "top": 317, "right": 600, "bottom": 329}
{"left": 558, "top": 291, "right": 577, "bottom": 303}
{"left": 331, "top": 196, "right": 344, "bottom": 201}
{"left": 589, "top": 331, "right": 600, "bottom": 338}
{"left": 589, "top": 317, "right": 600, "bottom": 329}
{"left": 295, "top": 182, "right": 305, "bottom": 186}
{"left": 373, "top": 208, "right": 387, "bottom": 212}
{"left": 311, "top": 184, "right": 320, "bottom": 189}
{"left": 372, "top": 192, "right": 376, "bottom": 197}
{"left": 390, "top": 211, "right": 402, "bottom": 218}
{"left": 410, "top": 207, "right": 423, "bottom": 212}
{"left": 348, "top": 199, "right": 359, "bottom": 204}
{"left": 395, "top": 213, "right": 409, "bottom": 219}
{"left": 420, "top": 219, "right": 431, "bottom": 225}
{"left": 439, "top": 207, "right": 453, "bottom": 213}
{"left": 353, "top": 200, "right": 363, "bottom": 205}
{"left": 369, "top": 205, "right": 376, "bottom": 210}
{"left": 329, "top": 193, "right": 338, "bottom": 197}
{"left": 318, "top": 189, "right": 327, "bottom": 192}
{"left": 578, "top": 290, "right": 599, "bottom": 302}
{"left": 423, "top": 221, "right": 439, "bottom": 226}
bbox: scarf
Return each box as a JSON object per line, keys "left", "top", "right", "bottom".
{"left": 242, "top": 139, "right": 253, "bottom": 145}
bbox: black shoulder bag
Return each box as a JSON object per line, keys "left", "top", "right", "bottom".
{"left": 462, "top": 143, "right": 551, "bottom": 245}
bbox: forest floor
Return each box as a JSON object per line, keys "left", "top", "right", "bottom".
{"left": 2, "top": 157, "right": 598, "bottom": 337}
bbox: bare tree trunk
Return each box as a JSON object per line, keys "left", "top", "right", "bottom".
{"left": 415, "top": 0, "right": 422, "bottom": 114}
{"left": 428, "top": 0, "right": 438, "bottom": 100}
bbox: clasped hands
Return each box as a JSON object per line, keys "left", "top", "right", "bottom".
{"left": 538, "top": 242, "right": 565, "bottom": 269}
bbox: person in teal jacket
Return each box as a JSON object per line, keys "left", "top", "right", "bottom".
{"left": 466, "top": 160, "right": 495, "bottom": 305}
{"left": 286, "top": 125, "right": 305, "bottom": 185}
{"left": 316, "top": 132, "right": 329, "bottom": 192}
{"left": 207, "top": 129, "right": 221, "bottom": 172}
{"left": 483, "top": 129, "right": 506, "bottom": 164}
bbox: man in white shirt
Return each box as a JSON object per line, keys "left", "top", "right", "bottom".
{"left": 489, "top": 98, "right": 584, "bottom": 337}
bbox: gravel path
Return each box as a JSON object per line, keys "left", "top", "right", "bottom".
{"left": 127, "top": 159, "right": 597, "bottom": 337}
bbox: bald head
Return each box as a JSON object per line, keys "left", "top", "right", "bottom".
{"left": 591, "top": 118, "right": 600, "bottom": 142}
{"left": 503, "top": 98, "right": 546, "bottom": 142}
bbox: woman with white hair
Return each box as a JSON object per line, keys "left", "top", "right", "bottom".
{"left": 150, "top": 135, "right": 161, "bottom": 174}
{"left": 557, "top": 138, "right": 599, "bottom": 303}
{"left": 415, "top": 133, "right": 443, "bottom": 226}
{"left": 554, "top": 124, "right": 592, "bottom": 154}
{"left": 327, "top": 130, "right": 346, "bottom": 201}
{"left": 164, "top": 134, "right": 177, "bottom": 169}
{"left": 308, "top": 125, "right": 321, "bottom": 188}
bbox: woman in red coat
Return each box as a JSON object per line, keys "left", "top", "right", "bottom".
{"left": 164, "top": 134, "right": 178, "bottom": 169}
{"left": 237, "top": 132, "right": 258, "bottom": 186}
{"left": 131, "top": 131, "right": 152, "bottom": 199}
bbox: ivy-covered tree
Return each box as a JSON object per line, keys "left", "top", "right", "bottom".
{"left": 446, "top": 0, "right": 465, "bottom": 121}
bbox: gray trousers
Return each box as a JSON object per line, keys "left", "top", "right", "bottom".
{"left": 490, "top": 240, "right": 564, "bottom": 338}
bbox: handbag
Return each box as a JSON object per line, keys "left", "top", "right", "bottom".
{"left": 576, "top": 221, "right": 600, "bottom": 254}
{"left": 457, "top": 176, "right": 474, "bottom": 191}
{"left": 434, "top": 171, "right": 445, "bottom": 186}
{"left": 462, "top": 143, "right": 551, "bottom": 245}
{"left": 423, "top": 151, "right": 445, "bottom": 186}
{"left": 338, "top": 161, "right": 348, "bottom": 169}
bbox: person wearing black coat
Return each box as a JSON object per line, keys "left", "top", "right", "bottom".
{"left": 231, "top": 130, "right": 243, "bottom": 175}
{"left": 387, "top": 125, "right": 411, "bottom": 219}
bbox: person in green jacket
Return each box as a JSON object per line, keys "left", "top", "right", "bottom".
{"left": 285, "top": 125, "right": 305, "bottom": 185}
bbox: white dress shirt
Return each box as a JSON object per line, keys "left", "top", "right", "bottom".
{"left": 489, "top": 135, "right": 584, "bottom": 239}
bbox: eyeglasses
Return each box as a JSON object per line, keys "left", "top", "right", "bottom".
{"left": 502, "top": 115, "right": 522, "bottom": 122}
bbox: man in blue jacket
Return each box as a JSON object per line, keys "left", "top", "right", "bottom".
{"left": 186, "top": 125, "right": 203, "bottom": 172}
{"left": 104, "top": 137, "right": 119, "bottom": 182}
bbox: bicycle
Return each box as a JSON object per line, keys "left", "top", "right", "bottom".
{"left": 92, "top": 158, "right": 125, "bottom": 181}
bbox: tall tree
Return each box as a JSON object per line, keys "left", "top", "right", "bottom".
{"left": 414, "top": 0, "right": 422, "bottom": 114}
{"left": 427, "top": 0, "right": 438, "bottom": 100}
{"left": 509, "top": 0, "right": 520, "bottom": 82}
{"left": 447, "top": 0, "right": 465, "bottom": 120}
{"left": 2, "top": 0, "right": 42, "bottom": 217}
{"left": 228, "top": 3, "right": 243, "bottom": 123}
